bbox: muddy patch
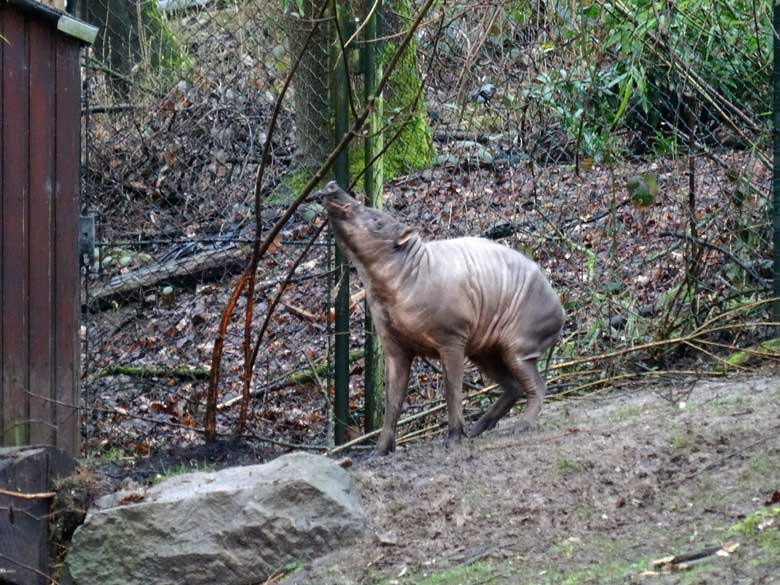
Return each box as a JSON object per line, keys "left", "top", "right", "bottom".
{"left": 286, "top": 371, "right": 780, "bottom": 584}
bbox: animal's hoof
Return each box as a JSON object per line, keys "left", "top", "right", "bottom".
{"left": 374, "top": 438, "right": 395, "bottom": 456}
{"left": 445, "top": 428, "right": 466, "bottom": 448}
{"left": 513, "top": 418, "right": 538, "bottom": 434}
{"left": 468, "top": 418, "right": 497, "bottom": 438}
{"left": 467, "top": 424, "right": 484, "bottom": 438}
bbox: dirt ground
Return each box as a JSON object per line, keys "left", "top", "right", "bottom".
{"left": 282, "top": 370, "right": 780, "bottom": 585}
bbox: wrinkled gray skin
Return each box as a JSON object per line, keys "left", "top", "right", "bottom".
{"left": 320, "top": 181, "right": 565, "bottom": 456}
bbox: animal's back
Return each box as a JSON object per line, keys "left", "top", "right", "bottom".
{"left": 421, "top": 237, "right": 563, "bottom": 357}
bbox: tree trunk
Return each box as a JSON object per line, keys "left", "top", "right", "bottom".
{"left": 380, "top": 0, "right": 435, "bottom": 177}
{"left": 283, "top": 0, "right": 433, "bottom": 182}
{"left": 285, "top": 1, "right": 333, "bottom": 168}
{"left": 86, "top": 0, "right": 188, "bottom": 95}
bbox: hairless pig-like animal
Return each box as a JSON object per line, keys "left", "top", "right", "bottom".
{"left": 319, "top": 181, "right": 565, "bottom": 455}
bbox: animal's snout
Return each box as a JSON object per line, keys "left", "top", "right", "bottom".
{"left": 319, "top": 180, "right": 357, "bottom": 210}
{"left": 319, "top": 181, "right": 346, "bottom": 202}
{"left": 322, "top": 180, "right": 340, "bottom": 195}
{"left": 314, "top": 181, "right": 342, "bottom": 205}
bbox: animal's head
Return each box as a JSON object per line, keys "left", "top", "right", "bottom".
{"left": 319, "top": 181, "right": 416, "bottom": 265}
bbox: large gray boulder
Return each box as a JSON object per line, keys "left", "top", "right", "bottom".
{"left": 65, "top": 452, "right": 366, "bottom": 585}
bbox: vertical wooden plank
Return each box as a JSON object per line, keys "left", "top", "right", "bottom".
{"left": 0, "top": 7, "right": 6, "bottom": 446}
{"left": 54, "top": 36, "right": 81, "bottom": 456}
{"left": 28, "top": 17, "right": 56, "bottom": 447}
{"left": 1, "top": 6, "right": 31, "bottom": 448}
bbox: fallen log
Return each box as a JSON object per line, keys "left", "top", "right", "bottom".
{"left": 97, "top": 365, "right": 210, "bottom": 380}
{"left": 85, "top": 245, "right": 250, "bottom": 311}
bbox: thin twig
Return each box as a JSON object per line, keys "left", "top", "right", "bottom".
{"left": 660, "top": 231, "right": 767, "bottom": 286}
{"left": 0, "top": 553, "right": 58, "bottom": 584}
{"left": 0, "top": 488, "right": 56, "bottom": 500}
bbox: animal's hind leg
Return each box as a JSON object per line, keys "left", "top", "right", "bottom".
{"left": 468, "top": 355, "right": 522, "bottom": 438}
{"left": 504, "top": 355, "right": 546, "bottom": 433}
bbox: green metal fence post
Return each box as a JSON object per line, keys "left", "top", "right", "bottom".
{"left": 363, "top": 0, "right": 385, "bottom": 434}
{"left": 333, "top": 0, "right": 351, "bottom": 445}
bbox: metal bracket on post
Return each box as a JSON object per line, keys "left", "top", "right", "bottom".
{"left": 79, "top": 214, "right": 95, "bottom": 268}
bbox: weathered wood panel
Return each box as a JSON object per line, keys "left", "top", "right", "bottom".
{"left": 0, "top": 0, "right": 5, "bottom": 450}
{"left": 0, "top": 5, "right": 89, "bottom": 582}
{"left": 28, "top": 16, "right": 57, "bottom": 447}
{"left": 0, "top": 2, "right": 83, "bottom": 455}
{"left": 1, "top": 6, "right": 31, "bottom": 448}
{"left": 54, "top": 32, "right": 82, "bottom": 455}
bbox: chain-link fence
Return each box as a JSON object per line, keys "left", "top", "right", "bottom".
{"left": 76, "top": 0, "right": 774, "bottom": 458}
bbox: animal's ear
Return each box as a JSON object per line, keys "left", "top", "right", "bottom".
{"left": 395, "top": 226, "right": 415, "bottom": 248}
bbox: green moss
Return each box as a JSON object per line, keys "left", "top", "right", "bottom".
{"left": 557, "top": 458, "right": 580, "bottom": 475}
{"left": 142, "top": 2, "right": 192, "bottom": 84}
{"left": 379, "top": 0, "right": 435, "bottom": 180}
{"left": 670, "top": 431, "right": 690, "bottom": 450}
{"left": 97, "top": 365, "right": 210, "bottom": 381}
{"left": 381, "top": 43, "right": 435, "bottom": 177}
{"left": 347, "top": 39, "right": 435, "bottom": 190}
{"left": 728, "top": 508, "right": 780, "bottom": 540}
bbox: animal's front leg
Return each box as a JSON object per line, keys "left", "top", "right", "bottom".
{"left": 438, "top": 346, "right": 467, "bottom": 446}
{"left": 375, "top": 348, "right": 412, "bottom": 455}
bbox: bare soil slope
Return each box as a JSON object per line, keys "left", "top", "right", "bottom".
{"left": 287, "top": 371, "right": 780, "bottom": 585}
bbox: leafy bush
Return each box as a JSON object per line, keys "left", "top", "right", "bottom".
{"left": 521, "top": 0, "right": 770, "bottom": 160}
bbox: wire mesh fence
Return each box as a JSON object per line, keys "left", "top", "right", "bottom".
{"left": 76, "top": 0, "right": 774, "bottom": 457}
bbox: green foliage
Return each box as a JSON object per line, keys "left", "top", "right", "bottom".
{"left": 721, "top": 338, "right": 780, "bottom": 371}
{"left": 143, "top": 1, "right": 192, "bottom": 82}
{"left": 525, "top": 64, "right": 626, "bottom": 160}
{"left": 727, "top": 507, "right": 780, "bottom": 550}
{"left": 670, "top": 431, "right": 690, "bottom": 450}
{"left": 83, "top": 447, "right": 126, "bottom": 468}
{"left": 626, "top": 174, "right": 658, "bottom": 207}
{"left": 525, "top": 0, "right": 769, "bottom": 159}
{"left": 281, "top": 0, "right": 305, "bottom": 17}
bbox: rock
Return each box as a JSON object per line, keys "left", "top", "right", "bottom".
{"left": 609, "top": 314, "right": 626, "bottom": 330}
{"left": 65, "top": 452, "right": 366, "bottom": 585}
{"left": 638, "top": 303, "right": 656, "bottom": 317}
